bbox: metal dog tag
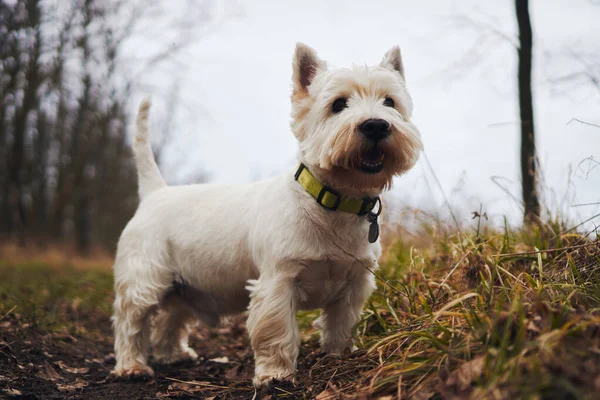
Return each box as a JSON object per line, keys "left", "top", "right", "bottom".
{"left": 367, "top": 212, "right": 379, "bottom": 243}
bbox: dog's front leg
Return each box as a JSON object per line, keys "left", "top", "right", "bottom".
{"left": 316, "top": 269, "right": 376, "bottom": 354}
{"left": 246, "top": 276, "right": 299, "bottom": 387}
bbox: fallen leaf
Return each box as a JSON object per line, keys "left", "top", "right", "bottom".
{"left": 48, "top": 333, "right": 78, "bottom": 343}
{"left": 445, "top": 356, "right": 485, "bottom": 391}
{"left": 209, "top": 356, "right": 229, "bottom": 363}
{"left": 411, "top": 390, "right": 434, "bottom": 400}
{"left": 225, "top": 364, "right": 249, "bottom": 379}
{"left": 39, "top": 362, "right": 61, "bottom": 381}
{"left": 411, "top": 377, "right": 439, "bottom": 400}
{"left": 54, "top": 360, "right": 89, "bottom": 374}
{"left": 3, "top": 388, "right": 22, "bottom": 396}
{"left": 57, "top": 377, "right": 88, "bottom": 392}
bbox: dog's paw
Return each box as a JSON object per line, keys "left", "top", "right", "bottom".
{"left": 252, "top": 369, "right": 296, "bottom": 388}
{"left": 153, "top": 347, "right": 198, "bottom": 364}
{"left": 110, "top": 364, "right": 154, "bottom": 380}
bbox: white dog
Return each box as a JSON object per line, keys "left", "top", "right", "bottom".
{"left": 111, "top": 43, "right": 423, "bottom": 387}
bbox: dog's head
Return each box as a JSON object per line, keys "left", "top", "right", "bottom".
{"left": 291, "top": 43, "right": 423, "bottom": 194}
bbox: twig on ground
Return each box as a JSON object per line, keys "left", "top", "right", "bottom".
{"left": 164, "top": 377, "right": 229, "bottom": 389}
{"left": 0, "top": 306, "right": 17, "bottom": 321}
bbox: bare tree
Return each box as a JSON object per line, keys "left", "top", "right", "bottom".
{"left": 515, "top": 0, "right": 541, "bottom": 225}
{"left": 450, "top": 3, "right": 600, "bottom": 225}
{"left": 0, "top": 0, "right": 218, "bottom": 252}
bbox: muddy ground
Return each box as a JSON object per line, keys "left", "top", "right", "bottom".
{"left": 0, "top": 312, "right": 373, "bottom": 400}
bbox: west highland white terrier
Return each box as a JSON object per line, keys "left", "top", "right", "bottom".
{"left": 111, "top": 43, "right": 423, "bottom": 387}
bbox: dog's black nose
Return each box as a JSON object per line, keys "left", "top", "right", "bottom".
{"left": 359, "top": 119, "right": 390, "bottom": 141}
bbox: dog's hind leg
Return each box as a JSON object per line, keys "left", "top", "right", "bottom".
{"left": 111, "top": 255, "right": 171, "bottom": 378}
{"left": 151, "top": 292, "right": 199, "bottom": 364}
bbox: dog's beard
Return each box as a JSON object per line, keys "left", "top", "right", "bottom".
{"left": 301, "top": 120, "right": 422, "bottom": 192}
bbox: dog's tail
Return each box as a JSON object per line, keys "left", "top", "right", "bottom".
{"left": 133, "top": 98, "right": 167, "bottom": 200}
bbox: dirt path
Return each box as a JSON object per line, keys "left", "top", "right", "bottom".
{"left": 0, "top": 313, "right": 369, "bottom": 399}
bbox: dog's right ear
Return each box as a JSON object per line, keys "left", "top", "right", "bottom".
{"left": 380, "top": 46, "right": 405, "bottom": 80}
{"left": 293, "top": 43, "right": 326, "bottom": 92}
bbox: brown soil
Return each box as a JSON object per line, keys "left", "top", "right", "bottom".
{"left": 0, "top": 313, "right": 369, "bottom": 400}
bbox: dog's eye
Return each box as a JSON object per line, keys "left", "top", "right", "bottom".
{"left": 331, "top": 98, "right": 348, "bottom": 113}
{"left": 383, "top": 98, "right": 395, "bottom": 108}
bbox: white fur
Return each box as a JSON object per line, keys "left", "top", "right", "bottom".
{"left": 111, "top": 43, "right": 422, "bottom": 386}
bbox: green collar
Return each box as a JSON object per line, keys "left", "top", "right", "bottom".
{"left": 294, "top": 164, "right": 380, "bottom": 215}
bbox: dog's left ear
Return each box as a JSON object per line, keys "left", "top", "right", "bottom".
{"left": 380, "top": 46, "right": 405, "bottom": 80}
{"left": 293, "top": 43, "right": 326, "bottom": 92}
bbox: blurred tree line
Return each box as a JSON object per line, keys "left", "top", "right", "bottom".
{"left": 0, "top": 0, "right": 212, "bottom": 252}
{"left": 0, "top": 0, "right": 139, "bottom": 252}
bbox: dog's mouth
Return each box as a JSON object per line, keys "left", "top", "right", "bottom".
{"left": 358, "top": 147, "right": 385, "bottom": 174}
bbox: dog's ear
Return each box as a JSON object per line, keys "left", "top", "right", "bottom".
{"left": 293, "top": 43, "right": 326, "bottom": 91}
{"left": 380, "top": 46, "right": 405, "bottom": 80}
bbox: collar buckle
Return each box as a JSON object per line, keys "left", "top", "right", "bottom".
{"left": 358, "top": 198, "right": 377, "bottom": 215}
{"left": 316, "top": 186, "right": 342, "bottom": 211}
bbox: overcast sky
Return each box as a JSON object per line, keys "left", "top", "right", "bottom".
{"left": 130, "top": 0, "right": 600, "bottom": 230}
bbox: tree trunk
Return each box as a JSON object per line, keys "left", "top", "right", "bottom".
{"left": 8, "top": 0, "right": 42, "bottom": 244}
{"left": 71, "top": 73, "right": 92, "bottom": 254}
{"left": 0, "top": 28, "right": 19, "bottom": 235}
{"left": 74, "top": 184, "right": 91, "bottom": 253}
{"left": 34, "top": 110, "right": 49, "bottom": 241}
{"left": 515, "top": 0, "right": 541, "bottom": 225}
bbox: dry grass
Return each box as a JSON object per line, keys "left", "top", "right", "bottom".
{"left": 306, "top": 220, "right": 600, "bottom": 399}
{"left": 0, "top": 242, "right": 114, "bottom": 271}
